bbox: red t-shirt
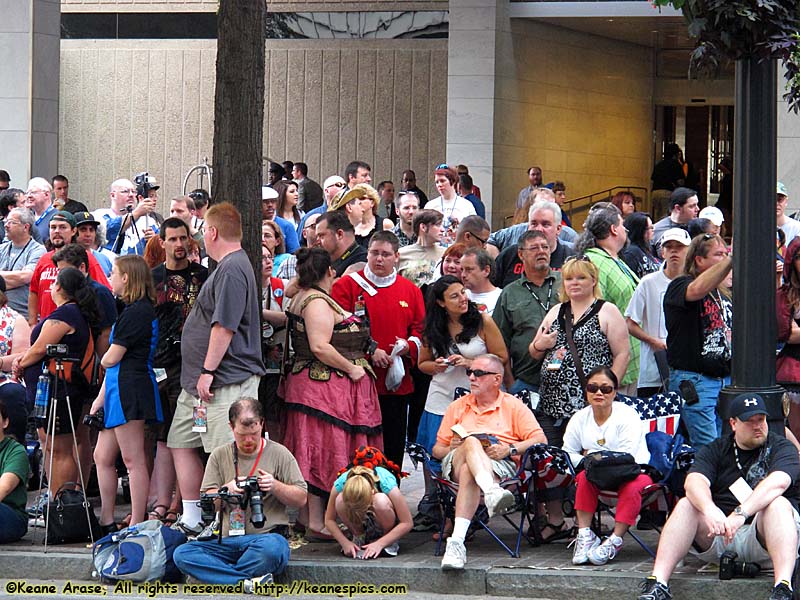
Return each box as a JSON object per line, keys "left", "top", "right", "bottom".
{"left": 29, "top": 250, "right": 112, "bottom": 321}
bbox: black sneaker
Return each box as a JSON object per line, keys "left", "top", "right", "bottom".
{"left": 638, "top": 576, "right": 672, "bottom": 600}
{"left": 768, "top": 582, "right": 793, "bottom": 600}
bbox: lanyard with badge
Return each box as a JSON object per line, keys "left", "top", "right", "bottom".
{"left": 523, "top": 279, "right": 554, "bottom": 313}
{"left": 228, "top": 439, "right": 265, "bottom": 535}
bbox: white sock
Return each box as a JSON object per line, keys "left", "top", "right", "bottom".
{"left": 474, "top": 472, "right": 495, "bottom": 494}
{"left": 609, "top": 533, "right": 623, "bottom": 545}
{"left": 181, "top": 500, "right": 202, "bottom": 526}
{"left": 578, "top": 527, "right": 592, "bottom": 536}
{"left": 451, "top": 517, "right": 471, "bottom": 544}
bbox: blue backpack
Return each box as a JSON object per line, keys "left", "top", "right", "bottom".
{"left": 646, "top": 430, "right": 695, "bottom": 497}
{"left": 92, "top": 520, "right": 187, "bottom": 583}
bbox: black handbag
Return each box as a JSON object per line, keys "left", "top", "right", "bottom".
{"left": 583, "top": 450, "right": 641, "bottom": 490}
{"left": 44, "top": 482, "right": 102, "bottom": 544}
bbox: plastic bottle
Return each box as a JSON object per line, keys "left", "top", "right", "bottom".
{"left": 33, "top": 374, "right": 50, "bottom": 419}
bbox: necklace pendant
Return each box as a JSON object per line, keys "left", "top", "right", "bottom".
{"left": 597, "top": 438, "right": 606, "bottom": 446}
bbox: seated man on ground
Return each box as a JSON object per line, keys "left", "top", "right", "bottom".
{"left": 638, "top": 393, "right": 800, "bottom": 600}
{"left": 432, "top": 353, "right": 546, "bottom": 570}
{"left": 173, "top": 398, "right": 307, "bottom": 591}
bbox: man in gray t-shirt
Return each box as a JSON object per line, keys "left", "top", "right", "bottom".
{"left": 0, "top": 208, "right": 46, "bottom": 314}
{"left": 167, "top": 202, "right": 266, "bottom": 535}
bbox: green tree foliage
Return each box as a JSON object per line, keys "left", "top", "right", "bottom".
{"left": 652, "top": 0, "right": 800, "bottom": 112}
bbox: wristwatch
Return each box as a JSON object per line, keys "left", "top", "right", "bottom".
{"left": 509, "top": 444, "right": 518, "bottom": 457}
{"left": 734, "top": 505, "right": 749, "bottom": 520}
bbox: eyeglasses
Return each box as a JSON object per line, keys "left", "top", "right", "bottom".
{"left": 469, "top": 232, "right": 488, "bottom": 246}
{"left": 586, "top": 383, "right": 615, "bottom": 394}
{"left": 466, "top": 368, "right": 500, "bottom": 378}
{"left": 4, "top": 220, "right": 21, "bottom": 226}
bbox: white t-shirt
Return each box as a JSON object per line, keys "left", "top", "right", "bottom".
{"left": 467, "top": 288, "right": 502, "bottom": 316}
{"left": 624, "top": 269, "right": 671, "bottom": 388}
{"left": 562, "top": 401, "right": 650, "bottom": 469}
{"left": 93, "top": 208, "right": 158, "bottom": 255}
{"left": 781, "top": 217, "right": 800, "bottom": 247}
{"left": 424, "top": 195, "right": 476, "bottom": 226}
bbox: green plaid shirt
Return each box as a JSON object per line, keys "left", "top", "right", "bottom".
{"left": 584, "top": 247, "right": 641, "bottom": 386}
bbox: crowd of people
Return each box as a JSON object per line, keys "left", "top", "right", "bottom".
{"left": 0, "top": 161, "right": 798, "bottom": 600}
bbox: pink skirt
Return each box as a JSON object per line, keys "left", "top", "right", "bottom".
{"left": 282, "top": 369, "right": 382, "bottom": 495}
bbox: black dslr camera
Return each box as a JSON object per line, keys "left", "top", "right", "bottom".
{"left": 83, "top": 408, "right": 105, "bottom": 431}
{"left": 199, "top": 477, "right": 265, "bottom": 529}
{"left": 719, "top": 550, "right": 761, "bottom": 579}
{"left": 45, "top": 344, "right": 69, "bottom": 358}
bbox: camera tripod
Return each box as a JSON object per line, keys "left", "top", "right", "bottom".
{"left": 33, "top": 356, "right": 97, "bottom": 552}
{"left": 112, "top": 205, "right": 143, "bottom": 255}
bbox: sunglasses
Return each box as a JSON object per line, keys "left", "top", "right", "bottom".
{"left": 327, "top": 182, "right": 345, "bottom": 189}
{"left": 586, "top": 383, "right": 615, "bottom": 394}
{"left": 469, "top": 231, "right": 488, "bottom": 246}
{"left": 435, "top": 163, "right": 449, "bottom": 170}
{"left": 466, "top": 368, "right": 500, "bottom": 378}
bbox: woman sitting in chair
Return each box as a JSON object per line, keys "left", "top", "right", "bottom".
{"left": 563, "top": 366, "right": 651, "bottom": 566}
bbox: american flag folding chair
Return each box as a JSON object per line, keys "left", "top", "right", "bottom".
{"left": 593, "top": 391, "right": 695, "bottom": 558}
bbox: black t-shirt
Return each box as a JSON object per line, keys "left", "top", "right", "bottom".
{"left": 493, "top": 241, "right": 575, "bottom": 288}
{"left": 651, "top": 158, "right": 684, "bottom": 191}
{"left": 664, "top": 275, "right": 732, "bottom": 377}
{"left": 690, "top": 432, "right": 800, "bottom": 514}
{"left": 333, "top": 242, "right": 367, "bottom": 277}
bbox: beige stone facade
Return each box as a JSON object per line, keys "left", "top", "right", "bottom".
{"left": 60, "top": 38, "right": 447, "bottom": 210}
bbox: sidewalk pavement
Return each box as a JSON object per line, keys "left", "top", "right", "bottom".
{"left": 3, "top": 454, "right": 769, "bottom": 599}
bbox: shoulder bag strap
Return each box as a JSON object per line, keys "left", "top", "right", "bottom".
{"left": 562, "top": 303, "right": 588, "bottom": 391}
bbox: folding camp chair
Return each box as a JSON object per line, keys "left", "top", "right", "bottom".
{"left": 593, "top": 391, "right": 695, "bottom": 558}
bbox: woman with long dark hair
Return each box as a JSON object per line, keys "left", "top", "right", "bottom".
{"left": 14, "top": 267, "right": 101, "bottom": 500}
{"left": 620, "top": 212, "right": 660, "bottom": 279}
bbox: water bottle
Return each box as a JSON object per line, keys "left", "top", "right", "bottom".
{"left": 33, "top": 374, "right": 50, "bottom": 420}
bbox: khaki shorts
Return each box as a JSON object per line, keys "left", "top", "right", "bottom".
{"left": 692, "top": 507, "right": 800, "bottom": 568}
{"left": 166, "top": 375, "right": 260, "bottom": 453}
{"left": 441, "top": 448, "right": 517, "bottom": 482}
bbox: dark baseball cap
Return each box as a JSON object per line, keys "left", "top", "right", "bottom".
{"left": 74, "top": 211, "right": 100, "bottom": 227}
{"left": 729, "top": 393, "right": 769, "bottom": 421}
{"left": 50, "top": 211, "right": 77, "bottom": 228}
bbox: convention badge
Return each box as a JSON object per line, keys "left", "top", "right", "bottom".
{"left": 354, "top": 298, "right": 366, "bottom": 318}
{"left": 192, "top": 403, "right": 208, "bottom": 433}
{"left": 547, "top": 347, "right": 567, "bottom": 371}
{"left": 229, "top": 506, "right": 246, "bottom": 535}
{"left": 729, "top": 477, "right": 753, "bottom": 504}
{"left": 154, "top": 368, "right": 167, "bottom": 383}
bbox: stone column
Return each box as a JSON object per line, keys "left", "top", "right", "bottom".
{"left": 0, "top": 0, "right": 60, "bottom": 185}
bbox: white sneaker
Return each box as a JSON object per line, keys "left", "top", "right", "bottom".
{"left": 441, "top": 537, "right": 467, "bottom": 570}
{"left": 571, "top": 528, "right": 600, "bottom": 565}
{"left": 483, "top": 487, "right": 515, "bottom": 518}
{"left": 588, "top": 536, "right": 623, "bottom": 565}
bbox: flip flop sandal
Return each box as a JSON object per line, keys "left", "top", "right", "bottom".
{"left": 148, "top": 504, "right": 170, "bottom": 522}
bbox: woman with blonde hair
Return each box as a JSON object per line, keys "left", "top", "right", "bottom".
{"left": 324, "top": 464, "right": 412, "bottom": 559}
{"left": 527, "top": 256, "right": 631, "bottom": 541}
{"left": 90, "top": 255, "right": 162, "bottom": 533}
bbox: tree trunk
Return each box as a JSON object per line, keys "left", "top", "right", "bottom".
{"left": 212, "top": 0, "right": 266, "bottom": 279}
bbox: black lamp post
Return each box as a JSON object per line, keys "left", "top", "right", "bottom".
{"left": 718, "top": 58, "right": 785, "bottom": 432}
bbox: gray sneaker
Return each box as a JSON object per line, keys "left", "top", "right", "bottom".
{"left": 441, "top": 537, "right": 467, "bottom": 570}
{"left": 243, "top": 573, "right": 274, "bottom": 595}
{"left": 27, "top": 490, "right": 49, "bottom": 517}
{"left": 483, "top": 487, "right": 515, "bottom": 518}
{"left": 170, "top": 519, "right": 204, "bottom": 540}
{"left": 195, "top": 519, "right": 220, "bottom": 542}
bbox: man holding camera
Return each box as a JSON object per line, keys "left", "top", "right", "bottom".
{"left": 638, "top": 393, "right": 800, "bottom": 600}
{"left": 172, "top": 398, "right": 307, "bottom": 590}
{"left": 93, "top": 177, "right": 158, "bottom": 256}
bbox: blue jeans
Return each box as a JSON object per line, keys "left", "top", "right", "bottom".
{"left": 509, "top": 379, "right": 538, "bottom": 395}
{"left": 0, "top": 503, "right": 27, "bottom": 543}
{"left": 669, "top": 368, "right": 729, "bottom": 448}
{"left": 173, "top": 533, "right": 290, "bottom": 584}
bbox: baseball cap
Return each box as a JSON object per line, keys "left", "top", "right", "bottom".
{"left": 74, "top": 211, "right": 100, "bottom": 227}
{"left": 729, "top": 393, "right": 769, "bottom": 421}
{"left": 698, "top": 206, "right": 724, "bottom": 227}
{"left": 322, "top": 175, "right": 346, "bottom": 190}
{"left": 777, "top": 182, "right": 788, "bottom": 197}
{"left": 261, "top": 186, "right": 279, "bottom": 201}
{"left": 659, "top": 227, "right": 691, "bottom": 246}
{"left": 50, "top": 211, "right": 77, "bottom": 228}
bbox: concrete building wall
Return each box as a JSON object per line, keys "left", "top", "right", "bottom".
{"left": 61, "top": 0, "right": 448, "bottom": 12}
{"left": 59, "top": 38, "right": 448, "bottom": 210}
{"left": 778, "top": 73, "right": 800, "bottom": 207}
{"left": 492, "top": 19, "right": 654, "bottom": 228}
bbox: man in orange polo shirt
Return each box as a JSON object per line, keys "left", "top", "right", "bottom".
{"left": 432, "top": 353, "right": 546, "bottom": 570}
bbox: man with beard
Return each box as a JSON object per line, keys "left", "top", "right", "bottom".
{"left": 27, "top": 211, "right": 110, "bottom": 325}
{"left": 331, "top": 230, "right": 425, "bottom": 468}
{"left": 149, "top": 217, "right": 209, "bottom": 521}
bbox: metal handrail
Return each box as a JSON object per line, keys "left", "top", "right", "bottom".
{"left": 504, "top": 185, "right": 649, "bottom": 227}
{"left": 182, "top": 157, "right": 213, "bottom": 195}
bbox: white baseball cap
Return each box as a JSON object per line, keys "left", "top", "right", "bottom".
{"left": 698, "top": 206, "right": 724, "bottom": 227}
{"left": 323, "top": 175, "right": 346, "bottom": 190}
{"left": 660, "top": 227, "right": 692, "bottom": 246}
{"left": 261, "top": 186, "right": 278, "bottom": 201}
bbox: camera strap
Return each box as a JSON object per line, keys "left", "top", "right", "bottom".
{"left": 233, "top": 439, "right": 265, "bottom": 479}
